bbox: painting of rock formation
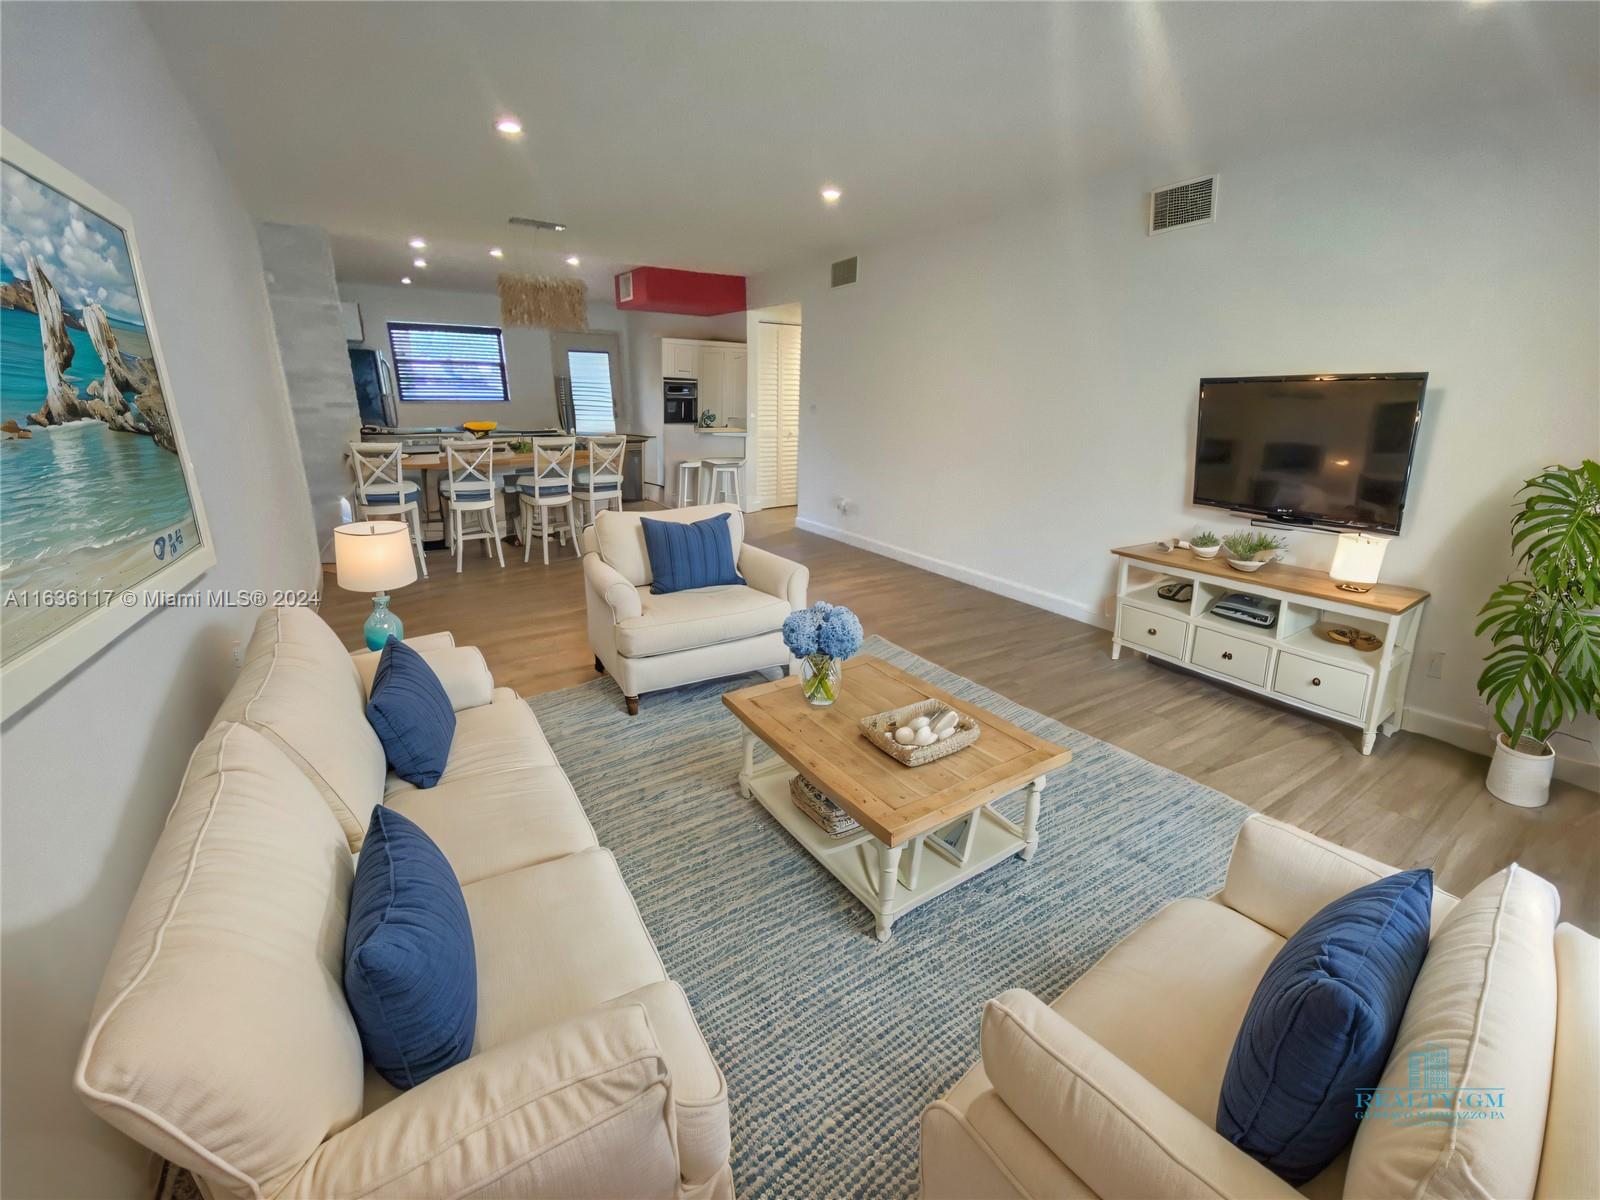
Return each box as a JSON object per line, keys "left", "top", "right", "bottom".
{"left": 2, "top": 141, "right": 211, "bottom": 701}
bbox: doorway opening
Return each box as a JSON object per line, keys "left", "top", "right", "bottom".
{"left": 747, "top": 302, "right": 801, "bottom": 510}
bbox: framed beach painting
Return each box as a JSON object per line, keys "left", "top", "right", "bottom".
{"left": 1, "top": 129, "right": 214, "bottom": 719}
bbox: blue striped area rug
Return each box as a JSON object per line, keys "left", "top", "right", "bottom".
{"left": 529, "top": 636, "right": 1250, "bottom": 1199}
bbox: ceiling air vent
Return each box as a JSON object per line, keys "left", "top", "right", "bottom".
{"left": 831, "top": 256, "right": 859, "bottom": 288}
{"left": 1149, "top": 175, "right": 1217, "bottom": 235}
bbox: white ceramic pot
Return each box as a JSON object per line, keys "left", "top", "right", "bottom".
{"left": 1226, "top": 557, "right": 1269, "bottom": 572}
{"left": 1485, "top": 732, "right": 1555, "bottom": 808}
{"left": 1192, "top": 544, "right": 1221, "bottom": 559}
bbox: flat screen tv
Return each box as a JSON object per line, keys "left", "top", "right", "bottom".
{"left": 1193, "top": 373, "right": 1427, "bottom": 534}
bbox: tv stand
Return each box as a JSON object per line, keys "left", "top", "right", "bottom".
{"left": 1109, "top": 543, "right": 1430, "bottom": 754}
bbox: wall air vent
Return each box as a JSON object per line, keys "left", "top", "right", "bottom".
{"left": 831, "top": 256, "right": 859, "bottom": 288}
{"left": 1149, "top": 175, "right": 1217, "bottom": 235}
{"left": 617, "top": 271, "right": 634, "bottom": 303}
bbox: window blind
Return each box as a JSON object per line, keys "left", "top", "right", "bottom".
{"left": 388, "top": 322, "right": 509, "bottom": 404}
{"left": 568, "top": 350, "right": 616, "bottom": 434}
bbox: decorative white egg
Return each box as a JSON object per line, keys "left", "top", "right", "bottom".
{"left": 909, "top": 715, "right": 931, "bottom": 731}
{"left": 938, "top": 727, "right": 955, "bottom": 740}
{"left": 893, "top": 726, "right": 917, "bottom": 745}
{"left": 913, "top": 727, "right": 938, "bottom": 746}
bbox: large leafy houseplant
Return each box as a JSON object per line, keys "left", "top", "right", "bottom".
{"left": 1475, "top": 461, "right": 1600, "bottom": 791}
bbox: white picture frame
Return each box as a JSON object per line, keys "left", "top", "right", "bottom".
{"left": 1, "top": 129, "right": 215, "bottom": 720}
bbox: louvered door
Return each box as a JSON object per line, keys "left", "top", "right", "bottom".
{"left": 775, "top": 325, "right": 801, "bottom": 505}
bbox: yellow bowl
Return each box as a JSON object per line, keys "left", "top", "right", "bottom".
{"left": 462, "top": 421, "right": 499, "bottom": 435}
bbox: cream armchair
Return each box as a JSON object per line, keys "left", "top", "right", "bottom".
{"left": 921, "top": 815, "right": 1598, "bottom": 1200}
{"left": 582, "top": 503, "right": 807, "bottom": 713}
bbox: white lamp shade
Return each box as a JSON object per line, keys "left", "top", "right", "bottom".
{"left": 1329, "top": 532, "right": 1389, "bottom": 586}
{"left": 334, "top": 521, "right": 418, "bottom": 593}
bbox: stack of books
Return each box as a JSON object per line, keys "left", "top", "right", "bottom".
{"left": 789, "top": 774, "right": 860, "bottom": 838}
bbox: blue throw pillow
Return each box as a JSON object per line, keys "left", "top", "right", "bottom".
{"left": 640, "top": 512, "right": 745, "bottom": 594}
{"left": 344, "top": 807, "right": 476, "bottom": 1089}
{"left": 365, "top": 637, "right": 454, "bottom": 787}
{"left": 1217, "top": 868, "right": 1433, "bottom": 1183}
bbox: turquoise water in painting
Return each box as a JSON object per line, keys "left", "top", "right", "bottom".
{"left": 1, "top": 305, "right": 200, "bottom": 657}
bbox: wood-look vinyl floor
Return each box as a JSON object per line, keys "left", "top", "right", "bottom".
{"left": 321, "top": 505, "right": 1598, "bottom": 931}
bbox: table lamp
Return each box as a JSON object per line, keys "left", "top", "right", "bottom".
{"left": 1329, "top": 532, "right": 1389, "bottom": 593}
{"left": 334, "top": 521, "right": 418, "bottom": 650}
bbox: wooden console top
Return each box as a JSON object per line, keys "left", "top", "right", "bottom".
{"left": 1112, "top": 542, "right": 1429, "bottom": 615}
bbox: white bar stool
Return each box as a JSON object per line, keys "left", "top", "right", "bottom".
{"left": 703, "top": 457, "right": 743, "bottom": 507}
{"left": 675, "top": 460, "right": 704, "bottom": 507}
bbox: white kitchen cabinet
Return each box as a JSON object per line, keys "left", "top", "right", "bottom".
{"left": 663, "top": 340, "right": 700, "bottom": 377}
{"left": 697, "top": 347, "right": 728, "bottom": 420}
{"left": 660, "top": 339, "right": 748, "bottom": 421}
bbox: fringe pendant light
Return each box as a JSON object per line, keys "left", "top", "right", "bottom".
{"left": 497, "top": 274, "right": 587, "bottom": 331}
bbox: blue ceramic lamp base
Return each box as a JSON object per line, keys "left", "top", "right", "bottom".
{"left": 363, "top": 593, "right": 404, "bottom": 651}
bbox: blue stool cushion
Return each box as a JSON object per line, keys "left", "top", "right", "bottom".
{"left": 344, "top": 806, "right": 476, "bottom": 1089}
{"left": 439, "top": 478, "right": 495, "bottom": 502}
{"left": 365, "top": 637, "right": 455, "bottom": 787}
{"left": 640, "top": 512, "right": 746, "bottom": 594}
{"left": 363, "top": 479, "right": 420, "bottom": 505}
{"left": 1217, "top": 868, "right": 1433, "bottom": 1183}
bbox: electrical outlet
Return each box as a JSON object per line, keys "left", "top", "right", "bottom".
{"left": 1426, "top": 652, "right": 1444, "bottom": 680}
{"left": 834, "top": 496, "right": 854, "bottom": 516}
{"left": 230, "top": 640, "right": 244, "bottom": 668}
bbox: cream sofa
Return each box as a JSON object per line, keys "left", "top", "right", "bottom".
{"left": 76, "top": 606, "right": 732, "bottom": 1200}
{"left": 921, "top": 815, "right": 1598, "bottom": 1200}
{"left": 582, "top": 503, "right": 807, "bottom": 713}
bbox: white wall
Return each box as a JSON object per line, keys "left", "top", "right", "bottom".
{"left": 339, "top": 280, "right": 625, "bottom": 430}
{"left": 0, "top": 6, "right": 321, "bottom": 1198}
{"left": 750, "top": 100, "right": 1600, "bottom": 770}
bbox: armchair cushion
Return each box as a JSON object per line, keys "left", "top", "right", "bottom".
{"left": 1218, "top": 868, "right": 1433, "bottom": 1183}
{"left": 345, "top": 807, "right": 477, "bottom": 1090}
{"left": 981, "top": 990, "right": 1301, "bottom": 1199}
{"left": 279, "top": 1006, "right": 680, "bottom": 1199}
{"left": 615, "top": 584, "right": 792, "bottom": 658}
{"left": 641, "top": 512, "right": 745, "bottom": 593}
{"left": 595, "top": 503, "right": 745, "bottom": 587}
{"left": 365, "top": 638, "right": 455, "bottom": 788}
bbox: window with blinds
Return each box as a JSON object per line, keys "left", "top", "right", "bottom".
{"left": 387, "top": 322, "right": 510, "bottom": 404}
{"left": 567, "top": 349, "right": 617, "bottom": 434}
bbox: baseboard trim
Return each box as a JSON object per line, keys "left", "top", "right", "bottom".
{"left": 794, "top": 516, "right": 1600, "bottom": 793}
{"left": 794, "top": 517, "right": 1111, "bottom": 630}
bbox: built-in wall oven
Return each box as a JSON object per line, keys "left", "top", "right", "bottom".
{"left": 664, "top": 378, "right": 698, "bottom": 424}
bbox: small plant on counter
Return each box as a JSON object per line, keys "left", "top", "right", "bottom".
{"left": 783, "top": 601, "right": 865, "bottom": 706}
{"left": 1475, "top": 460, "right": 1600, "bottom": 807}
{"left": 1190, "top": 531, "right": 1220, "bottom": 548}
{"left": 1222, "top": 530, "right": 1286, "bottom": 561}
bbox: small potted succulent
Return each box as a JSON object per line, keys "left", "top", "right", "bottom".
{"left": 1190, "top": 531, "right": 1222, "bottom": 559}
{"left": 1222, "top": 530, "right": 1286, "bottom": 572}
{"left": 782, "top": 601, "right": 865, "bottom": 706}
{"left": 1476, "top": 461, "right": 1600, "bottom": 808}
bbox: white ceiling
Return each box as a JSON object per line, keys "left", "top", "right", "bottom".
{"left": 140, "top": 2, "right": 1597, "bottom": 296}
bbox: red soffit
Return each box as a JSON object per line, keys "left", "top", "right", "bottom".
{"left": 614, "top": 267, "right": 746, "bottom": 316}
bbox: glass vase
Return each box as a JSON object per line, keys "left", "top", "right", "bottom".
{"left": 800, "top": 654, "right": 841, "bottom": 706}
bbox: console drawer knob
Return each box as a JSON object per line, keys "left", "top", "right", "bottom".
{"left": 1147, "top": 627, "right": 1158, "bottom": 636}
{"left": 1311, "top": 677, "right": 1322, "bottom": 687}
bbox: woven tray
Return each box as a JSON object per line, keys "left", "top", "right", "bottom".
{"left": 860, "top": 698, "right": 980, "bottom": 767}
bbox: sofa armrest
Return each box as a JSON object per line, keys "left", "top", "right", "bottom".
{"left": 350, "top": 641, "right": 495, "bottom": 712}
{"left": 1218, "top": 814, "right": 1454, "bottom": 938}
{"left": 739, "top": 543, "right": 808, "bottom": 610}
{"left": 981, "top": 989, "right": 1300, "bottom": 1200}
{"left": 278, "top": 1005, "right": 681, "bottom": 1200}
{"left": 584, "top": 552, "right": 643, "bottom": 622}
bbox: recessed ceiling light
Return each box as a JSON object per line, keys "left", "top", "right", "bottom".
{"left": 489, "top": 247, "right": 504, "bottom": 258}
{"left": 401, "top": 276, "right": 412, "bottom": 285}
{"left": 821, "top": 185, "right": 842, "bottom": 203}
{"left": 494, "top": 116, "right": 523, "bottom": 136}
{"left": 565, "top": 256, "right": 581, "bottom": 267}
{"left": 408, "top": 237, "right": 426, "bottom": 249}
{"left": 413, "top": 258, "right": 427, "bottom": 268}
{"left": 553, "top": 224, "right": 566, "bottom": 232}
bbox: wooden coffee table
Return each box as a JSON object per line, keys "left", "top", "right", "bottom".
{"left": 722, "top": 655, "right": 1072, "bottom": 940}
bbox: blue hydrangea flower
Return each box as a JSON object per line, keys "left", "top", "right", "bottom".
{"left": 816, "top": 607, "right": 864, "bottom": 660}
{"left": 782, "top": 608, "right": 821, "bottom": 656}
{"left": 809, "top": 601, "right": 835, "bottom": 617}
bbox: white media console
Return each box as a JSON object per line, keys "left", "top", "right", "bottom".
{"left": 1110, "top": 543, "right": 1430, "bottom": 754}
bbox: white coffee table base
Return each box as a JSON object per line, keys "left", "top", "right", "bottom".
{"left": 738, "top": 730, "right": 1045, "bottom": 941}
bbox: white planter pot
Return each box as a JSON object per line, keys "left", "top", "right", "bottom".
{"left": 1485, "top": 733, "right": 1555, "bottom": 808}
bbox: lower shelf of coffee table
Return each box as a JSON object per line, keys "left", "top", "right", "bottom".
{"left": 739, "top": 753, "right": 1030, "bottom": 937}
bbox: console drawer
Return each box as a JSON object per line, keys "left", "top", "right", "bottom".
{"left": 1190, "top": 627, "right": 1269, "bottom": 688}
{"left": 1273, "top": 651, "right": 1368, "bottom": 718}
{"left": 1120, "top": 604, "right": 1187, "bottom": 659}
